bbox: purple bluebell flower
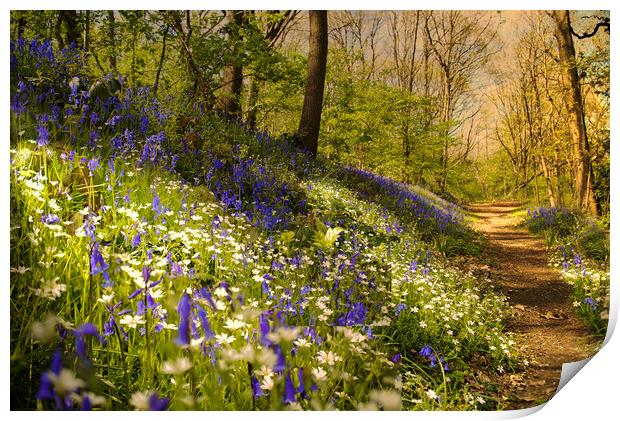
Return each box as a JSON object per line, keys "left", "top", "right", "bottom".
{"left": 128, "top": 288, "right": 144, "bottom": 300}
{"left": 296, "top": 368, "right": 309, "bottom": 399}
{"left": 419, "top": 345, "right": 433, "bottom": 359}
{"left": 132, "top": 232, "right": 141, "bottom": 247}
{"left": 283, "top": 373, "right": 296, "bottom": 404}
{"left": 258, "top": 313, "right": 271, "bottom": 346}
{"left": 36, "top": 117, "right": 50, "bottom": 148}
{"left": 90, "top": 242, "right": 109, "bottom": 276}
{"left": 103, "top": 315, "right": 116, "bottom": 337}
{"left": 73, "top": 323, "right": 105, "bottom": 359}
{"left": 148, "top": 392, "right": 169, "bottom": 410}
{"left": 36, "top": 349, "right": 63, "bottom": 401}
{"left": 81, "top": 394, "right": 92, "bottom": 411}
{"left": 176, "top": 293, "right": 191, "bottom": 346}
{"left": 196, "top": 304, "right": 215, "bottom": 340}
{"left": 152, "top": 193, "right": 162, "bottom": 216}
{"left": 41, "top": 213, "right": 61, "bottom": 224}
{"left": 584, "top": 297, "right": 597, "bottom": 310}
{"left": 249, "top": 362, "right": 263, "bottom": 398}
{"left": 87, "top": 157, "right": 100, "bottom": 174}
{"left": 273, "top": 345, "right": 286, "bottom": 373}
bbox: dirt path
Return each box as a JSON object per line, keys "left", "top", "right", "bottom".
{"left": 467, "top": 202, "right": 599, "bottom": 409}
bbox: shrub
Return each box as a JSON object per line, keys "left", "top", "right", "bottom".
{"left": 575, "top": 222, "right": 609, "bottom": 262}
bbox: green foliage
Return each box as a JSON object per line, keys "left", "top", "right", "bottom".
{"left": 575, "top": 221, "right": 609, "bottom": 262}
{"left": 435, "top": 228, "right": 484, "bottom": 258}
{"left": 252, "top": 52, "right": 306, "bottom": 134}
{"left": 320, "top": 48, "right": 446, "bottom": 186}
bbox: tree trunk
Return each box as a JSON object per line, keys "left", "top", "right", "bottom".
{"left": 551, "top": 10, "right": 598, "bottom": 215}
{"left": 540, "top": 155, "right": 557, "bottom": 207}
{"left": 245, "top": 76, "right": 259, "bottom": 130}
{"left": 298, "top": 11, "right": 328, "bottom": 156}
{"left": 554, "top": 151, "right": 563, "bottom": 207}
{"left": 16, "top": 15, "right": 26, "bottom": 39}
{"left": 60, "top": 11, "right": 80, "bottom": 48}
{"left": 402, "top": 122, "right": 411, "bottom": 184}
{"left": 439, "top": 74, "right": 451, "bottom": 192}
{"left": 153, "top": 27, "right": 168, "bottom": 96}
{"left": 107, "top": 11, "right": 117, "bottom": 72}
{"left": 84, "top": 10, "right": 91, "bottom": 52}
{"left": 54, "top": 12, "right": 64, "bottom": 50}
{"left": 220, "top": 11, "right": 244, "bottom": 118}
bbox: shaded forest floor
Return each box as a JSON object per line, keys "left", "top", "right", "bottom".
{"left": 466, "top": 202, "right": 602, "bottom": 409}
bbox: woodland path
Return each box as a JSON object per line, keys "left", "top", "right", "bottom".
{"left": 466, "top": 202, "right": 600, "bottom": 409}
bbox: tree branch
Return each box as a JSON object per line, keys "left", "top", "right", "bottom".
{"left": 571, "top": 18, "right": 610, "bottom": 39}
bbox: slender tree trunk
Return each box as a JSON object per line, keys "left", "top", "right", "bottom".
{"left": 554, "top": 151, "right": 563, "bottom": 207}
{"left": 169, "top": 11, "right": 206, "bottom": 100}
{"left": 535, "top": 173, "right": 541, "bottom": 206}
{"left": 551, "top": 10, "right": 598, "bottom": 215}
{"left": 153, "top": 27, "right": 168, "bottom": 96}
{"left": 298, "top": 11, "right": 328, "bottom": 156}
{"left": 16, "top": 15, "right": 26, "bottom": 39}
{"left": 473, "top": 163, "right": 488, "bottom": 200}
{"left": 220, "top": 11, "right": 244, "bottom": 118}
{"left": 522, "top": 159, "right": 529, "bottom": 200}
{"left": 418, "top": 33, "right": 432, "bottom": 185}
{"left": 107, "top": 11, "right": 117, "bottom": 72}
{"left": 540, "top": 155, "right": 557, "bottom": 207}
{"left": 54, "top": 12, "right": 65, "bottom": 50}
{"left": 439, "top": 74, "right": 451, "bottom": 192}
{"left": 402, "top": 123, "right": 411, "bottom": 184}
{"left": 84, "top": 10, "right": 91, "bottom": 52}
{"left": 61, "top": 11, "right": 80, "bottom": 48}
{"left": 245, "top": 76, "right": 259, "bottom": 130}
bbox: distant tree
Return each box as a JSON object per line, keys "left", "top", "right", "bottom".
{"left": 298, "top": 10, "right": 328, "bottom": 156}
{"left": 423, "top": 11, "right": 499, "bottom": 192}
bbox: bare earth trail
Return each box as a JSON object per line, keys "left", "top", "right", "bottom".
{"left": 466, "top": 202, "right": 600, "bottom": 409}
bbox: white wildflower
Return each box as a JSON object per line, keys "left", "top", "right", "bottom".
{"left": 119, "top": 314, "right": 145, "bottom": 329}
{"left": 161, "top": 358, "right": 193, "bottom": 375}
{"left": 425, "top": 389, "right": 438, "bottom": 400}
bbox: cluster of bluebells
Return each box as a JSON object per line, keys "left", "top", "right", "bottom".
{"left": 11, "top": 37, "right": 83, "bottom": 116}
{"left": 10, "top": 37, "right": 175, "bottom": 172}
{"left": 35, "top": 320, "right": 110, "bottom": 410}
{"left": 555, "top": 244, "right": 609, "bottom": 324}
{"left": 526, "top": 207, "right": 575, "bottom": 236}
{"left": 341, "top": 167, "right": 464, "bottom": 233}
{"left": 204, "top": 153, "right": 308, "bottom": 231}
